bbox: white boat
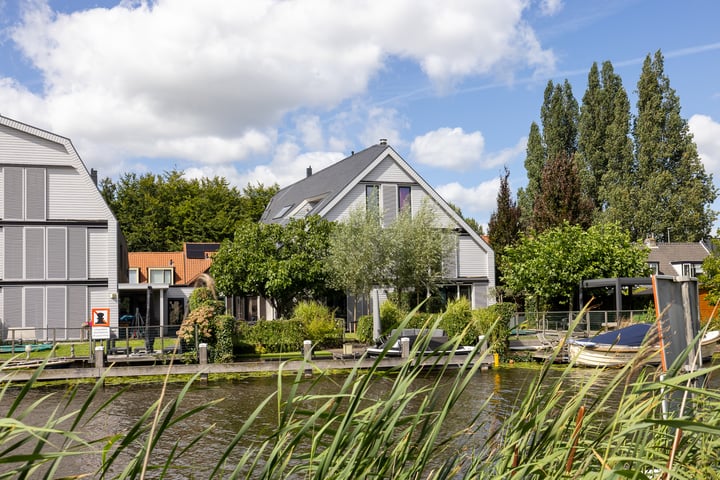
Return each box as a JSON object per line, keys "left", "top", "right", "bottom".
{"left": 366, "top": 329, "right": 475, "bottom": 357}
{"left": 567, "top": 324, "right": 720, "bottom": 368}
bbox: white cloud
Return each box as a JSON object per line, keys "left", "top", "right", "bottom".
{"left": 435, "top": 177, "right": 501, "bottom": 227}
{"left": 539, "top": 0, "right": 563, "bottom": 16}
{"left": 689, "top": 114, "right": 720, "bottom": 178}
{"left": 1, "top": 0, "right": 553, "bottom": 174}
{"left": 410, "top": 127, "right": 485, "bottom": 170}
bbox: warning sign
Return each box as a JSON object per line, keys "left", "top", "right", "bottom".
{"left": 91, "top": 308, "right": 111, "bottom": 339}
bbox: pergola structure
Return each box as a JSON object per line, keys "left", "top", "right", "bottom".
{"left": 579, "top": 277, "right": 654, "bottom": 319}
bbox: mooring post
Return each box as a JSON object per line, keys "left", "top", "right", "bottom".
{"left": 303, "top": 340, "right": 313, "bottom": 377}
{"left": 199, "top": 343, "right": 208, "bottom": 382}
{"left": 400, "top": 337, "right": 410, "bottom": 358}
{"left": 95, "top": 345, "right": 105, "bottom": 385}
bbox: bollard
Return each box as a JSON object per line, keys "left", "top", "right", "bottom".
{"left": 400, "top": 337, "right": 410, "bottom": 358}
{"left": 25, "top": 344, "right": 32, "bottom": 360}
{"left": 95, "top": 345, "right": 104, "bottom": 368}
{"left": 303, "top": 340, "right": 313, "bottom": 377}
{"left": 199, "top": 343, "right": 208, "bottom": 382}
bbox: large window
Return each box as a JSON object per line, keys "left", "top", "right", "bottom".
{"left": 149, "top": 268, "right": 173, "bottom": 284}
{"left": 398, "top": 186, "right": 411, "bottom": 212}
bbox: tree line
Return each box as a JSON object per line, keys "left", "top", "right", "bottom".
{"left": 489, "top": 50, "right": 718, "bottom": 310}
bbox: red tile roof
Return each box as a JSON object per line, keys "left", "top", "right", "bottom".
{"left": 128, "top": 243, "right": 218, "bottom": 286}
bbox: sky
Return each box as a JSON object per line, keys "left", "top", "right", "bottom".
{"left": 1, "top": 0, "right": 720, "bottom": 232}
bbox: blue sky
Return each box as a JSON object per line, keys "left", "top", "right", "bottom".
{"left": 1, "top": 0, "right": 719, "bottom": 232}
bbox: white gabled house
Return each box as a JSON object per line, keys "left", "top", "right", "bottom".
{"left": 0, "top": 115, "right": 127, "bottom": 340}
{"left": 260, "top": 141, "right": 495, "bottom": 322}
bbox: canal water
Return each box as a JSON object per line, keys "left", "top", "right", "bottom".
{"left": 4, "top": 364, "right": 717, "bottom": 478}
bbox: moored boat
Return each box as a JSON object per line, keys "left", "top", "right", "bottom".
{"left": 366, "top": 329, "right": 475, "bottom": 357}
{"left": 0, "top": 342, "right": 53, "bottom": 354}
{"left": 568, "top": 324, "right": 720, "bottom": 367}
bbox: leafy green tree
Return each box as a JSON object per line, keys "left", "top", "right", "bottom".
{"left": 532, "top": 152, "right": 594, "bottom": 232}
{"left": 211, "top": 215, "right": 333, "bottom": 318}
{"left": 385, "top": 202, "right": 454, "bottom": 308}
{"left": 101, "top": 170, "right": 278, "bottom": 251}
{"left": 326, "top": 202, "right": 452, "bottom": 312}
{"left": 519, "top": 80, "right": 579, "bottom": 231}
{"left": 501, "top": 222, "right": 650, "bottom": 310}
{"left": 325, "top": 204, "right": 387, "bottom": 320}
{"left": 579, "top": 61, "right": 634, "bottom": 214}
{"left": 699, "top": 238, "right": 720, "bottom": 307}
{"left": 625, "top": 51, "right": 717, "bottom": 241}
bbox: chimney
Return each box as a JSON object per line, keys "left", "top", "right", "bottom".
{"left": 644, "top": 236, "right": 657, "bottom": 248}
{"left": 379, "top": 138, "right": 387, "bottom": 146}
{"left": 306, "top": 166, "right": 312, "bottom": 177}
{"left": 90, "top": 168, "right": 98, "bottom": 187}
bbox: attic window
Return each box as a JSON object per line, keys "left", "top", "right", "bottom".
{"left": 274, "top": 204, "right": 293, "bottom": 219}
{"left": 291, "top": 196, "right": 324, "bottom": 218}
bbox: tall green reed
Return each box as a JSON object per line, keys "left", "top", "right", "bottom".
{"left": 2, "top": 308, "right": 720, "bottom": 479}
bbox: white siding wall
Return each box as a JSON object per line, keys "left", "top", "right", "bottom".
{"left": 364, "top": 156, "right": 413, "bottom": 183}
{"left": 48, "top": 168, "right": 109, "bottom": 219}
{"left": 410, "top": 189, "right": 455, "bottom": 228}
{"left": 458, "top": 236, "right": 488, "bottom": 277}
{"left": 88, "top": 228, "right": 109, "bottom": 279}
{"left": 0, "top": 124, "right": 69, "bottom": 166}
{"left": 0, "top": 168, "right": 3, "bottom": 217}
{"left": 324, "top": 185, "right": 366, "bottom": 222}
{"left": 0, "top": 227, "right": 3, "bottom": 279}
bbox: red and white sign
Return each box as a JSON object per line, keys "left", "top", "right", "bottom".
{"left": 91, "top": 308, "right": 111, "bottom": 339}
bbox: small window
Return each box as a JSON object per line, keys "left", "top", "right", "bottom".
{"left": 274, "top": 205, "right": 293, "bottom": 219}
{"left": 398, "top": 186, "right": 411, "bottom": 212}
{"left": 648, "top": 262, "right": 659, "bottom": 275}
{"left": 149, "top": 268, "right": 173, "bottom": 284}
{"left": 128, "top": 268, "right": 139, "bottom": 284}
{"left": 366, "top": 185, "right": 379, "bottom": 210}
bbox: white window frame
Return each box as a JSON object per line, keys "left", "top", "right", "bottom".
{"left": 149, "top": 268, "right": 173, "bottom": 284}
{"left": 128, "top": 268, "right": 139, "bottom": 284}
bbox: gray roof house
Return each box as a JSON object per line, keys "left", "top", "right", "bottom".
{"left": 260, "top": 141, "right": 495, "bottom": 320}
{"left": 644, "top": 237, "right": 710, "bottom": 278}
{"left": 0, "top": 115, "right": 127, "bottom": 341}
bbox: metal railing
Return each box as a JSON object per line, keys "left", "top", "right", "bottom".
{"left": 510, "top": 310, "right": 653, "bottom": 336}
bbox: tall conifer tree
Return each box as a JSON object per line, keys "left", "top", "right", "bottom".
{"left": 488, "top": 167, "right": 521, "bottom": 266}
{"left": 629, "top": 51, "right": 716, "bottom": 241}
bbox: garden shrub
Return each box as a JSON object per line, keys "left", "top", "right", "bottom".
{"left": 292, "top": 301, "right": 342, "bottom": 348}
{"left": 178, "top": 286, "right": 226, "bottom": 353}
{"left": 356, "top": 315, "right": 373, "bottom": 344}
{"left": 242, "top": 319, "right": 307, "bottom": 354}
{"left": 473, "top": 302, "right": 516, "bottom": 359}
{"left": 439, "top": 297, "right": 479, "bottom": 344}
{"left": 213, "top": 314, "right": 236, "bottom": 363}
{"left": 380, "top": 300, "right": 402, "bottom": 333}
{"left": 407, "top": 312, "right": 434, "bottom": 329}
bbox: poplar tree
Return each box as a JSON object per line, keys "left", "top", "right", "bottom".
{"left": 578, "top": 61, "right": 634, "bottom": 214}
{"left": 629, "top": 51, "right": 716, "bottom": 241}
{"left": 517, "top": 122, "right": 544, "bottom": 230}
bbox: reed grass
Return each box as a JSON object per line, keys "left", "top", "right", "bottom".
{"left": 1, "top": 308, "right": 720, "bottom": 478}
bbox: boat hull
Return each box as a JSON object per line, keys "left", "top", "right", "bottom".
{"left": 568, "top": 330, "right": 720, "bottom": 368}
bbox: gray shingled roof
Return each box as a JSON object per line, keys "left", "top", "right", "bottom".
{"left": 260, "top": 144, "right": 389, "bottom": 224}
{"left": 645, "top": 241, "right": 710, "bottom": 275}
